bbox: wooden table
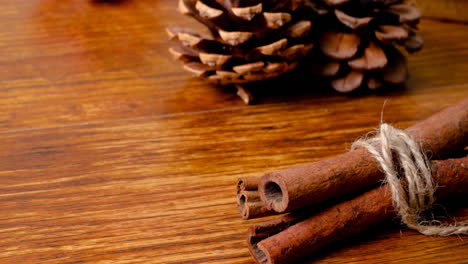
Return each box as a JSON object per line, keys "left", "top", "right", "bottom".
{"left": 0, "top": 1, "right": 467, "bottom": 263}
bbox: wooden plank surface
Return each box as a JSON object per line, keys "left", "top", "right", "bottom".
{"left": 415, "top": 0, "right": 468, "bottom": 23}
{"left": 0, "top": 1, "right": 467, "bottom": 263}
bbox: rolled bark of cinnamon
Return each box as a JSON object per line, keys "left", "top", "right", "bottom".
{"left": 238, "top": 190, "right": 273, "bottom": 219}
{"left": 248, "top": 213, "right": 306, "bottom": 263}
{"left": 237, "top": 177, "right": 276, "bottom": 219}
{"left": 237, "top": 177, "right": 260, "bottom": 194}
{"left": 259, "top": 99, "right": 468, "bottom": 213}
{"left": 250, "top": 157, "right": 468, "bottom": 264}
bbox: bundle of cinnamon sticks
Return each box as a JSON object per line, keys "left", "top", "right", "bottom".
{"left": 236, "top": 99, "right": 468, "bottom": 264}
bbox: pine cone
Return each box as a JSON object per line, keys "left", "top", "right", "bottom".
{"left": 167, "top": 0, "right": 315, "bottom": 87}
{"left": 310, "top": 0, "right": 424, "bottom": 93}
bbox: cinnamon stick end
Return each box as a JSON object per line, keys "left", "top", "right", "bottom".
{"left": 259, "top": 173, "right": 288, "bottom": 213}
{"left": 247, "top": 230, "right": 270, "bottom": 264}
{"left": 237, "top": 193, "right": 248, "bottom": 218}
{"left": 237, "top": 178, "right": 245, "bottom": 194}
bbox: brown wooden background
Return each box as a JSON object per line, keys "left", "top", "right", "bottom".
{"left": 414, "top": 0, "right": 468, "bottom": 23}
{"left": 0, "top": 0, "right": 467, "bottom": 263}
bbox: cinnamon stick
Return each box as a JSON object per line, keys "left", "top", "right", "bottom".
{"left": 259, "top": 99, "right": 468, "bottom": 213}
{"left": 238, "top": 190, "right": 272, "bottom": 219}
{"left": 247, "top": 213, "right": 308, "bottom": 263}
{"left": 237, "top": 177, "right": 260, "bottom": 194}
{"left": 249, "top": 157, "right": 468, "bottom": 264}
{"left": 237, "top": 177, "right": 276, "bottom": 219}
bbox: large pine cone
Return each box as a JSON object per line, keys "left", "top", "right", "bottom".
{"left": 310, "top": 0, "right": 423, "bottom": 92}
{"left": 167, "top": 0, "right": 315, "bottom": 85}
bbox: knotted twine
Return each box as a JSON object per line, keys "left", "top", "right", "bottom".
{"left": 351, "top": 124, "right": 467, "bottom": 236}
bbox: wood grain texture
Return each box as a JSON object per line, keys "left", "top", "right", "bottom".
{"left": 415, "top": 0, "right": 468, "bottom": 23}
{"left": 0, "top": 1, "right": 467, "bottom": 264}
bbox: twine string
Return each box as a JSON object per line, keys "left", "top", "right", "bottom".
{"left": 352, "top": 124, "right": 467, "bottom": 236}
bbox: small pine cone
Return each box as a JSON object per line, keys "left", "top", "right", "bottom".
{"left": 168, "top": 0, "right": 315, "bottom": 86}
{"left": 310, "top": 0, "right": 424, "bottom": 93}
